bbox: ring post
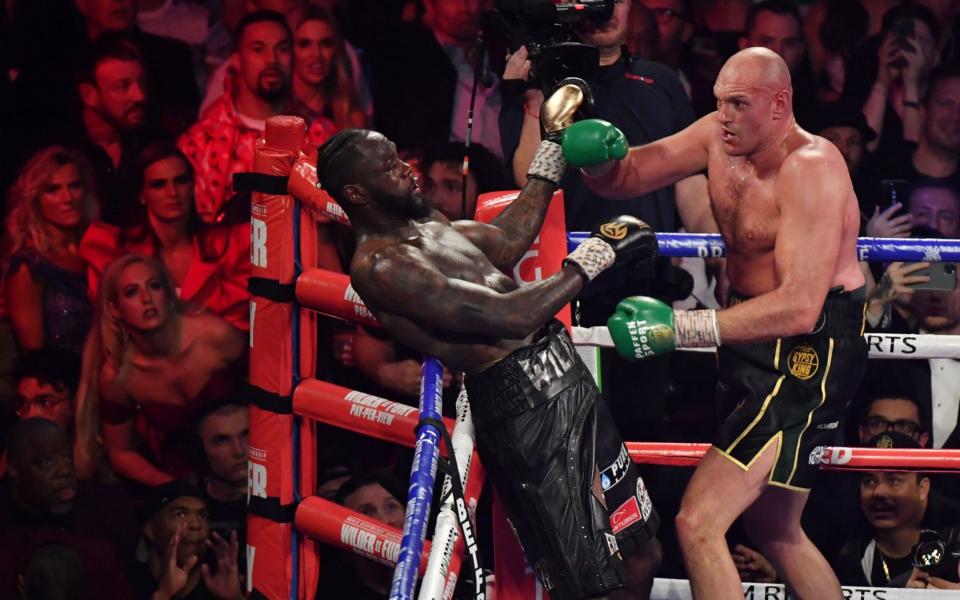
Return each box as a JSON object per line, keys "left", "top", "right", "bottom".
{"left": 390, "top": 358, "right": 445, "bottom": 600}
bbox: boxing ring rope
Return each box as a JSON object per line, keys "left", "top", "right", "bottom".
{"left": 568, "top": 231, "right": 960, "bottom": 262}
{"left": 248, "top": 117, "right": 960, "bottom": 599}
{"left": 571, "top": 326, "right": 960, "bottom": 359}
{"left": 624, "top": 442, "right": 960, "bottom": 472}
{"left": 389, "top": 358, "right": 444, "bottom": 600}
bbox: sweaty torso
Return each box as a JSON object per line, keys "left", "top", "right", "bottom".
{"left": 353, "top": 218, "right": 533, "bottom": 372}
{"left": 705, "top": 130, "right": 863, "bottom": 296}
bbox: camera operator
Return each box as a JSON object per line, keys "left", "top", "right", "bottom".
{"left": 836, "top": 431, "right": 960, "bottom": 589}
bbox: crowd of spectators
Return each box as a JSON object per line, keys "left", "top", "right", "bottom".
{"left": 1, "top": 0, "right": 960, "bottom": 597}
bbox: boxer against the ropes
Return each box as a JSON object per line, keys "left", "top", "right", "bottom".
{"left": 565, "top": 48, "right": 868, "bottom": 600}
{"left": 315, "top": 83, "right": 661, "bottom": 600}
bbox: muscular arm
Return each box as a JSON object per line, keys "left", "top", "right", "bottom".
{"left": 354, "top": 245, "right": 584, "bottom": 340}
{"left": 454, "top": 177, "right": 559, "bottom": 271}
{"left": 581, "top": 114, "right": 713, "bottom": 200}
{"left": 715, "top": 148, "right": 851, "bottom": 342}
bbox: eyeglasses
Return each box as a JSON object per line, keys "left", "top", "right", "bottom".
{"left": 863, "top": 416, "right": 923, "bottom": 438}
{"left": 651, "top": 8, "right": 690, "bottom": 22}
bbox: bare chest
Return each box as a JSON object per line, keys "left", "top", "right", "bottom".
{"left": 414, "top": 224, "right": 516, "bottom": 292}
{"left": 707, "top": 157, "right": 779, "bottom": 255}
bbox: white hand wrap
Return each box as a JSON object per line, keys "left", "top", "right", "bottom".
{"left": 527, "top": 140, "right": 566, "bottom": 186}
{"left": 674, "top": 309, "right": 721, "bottom": 348}
{"left": 563, "top": 237, "right": 615, "bottom": 282}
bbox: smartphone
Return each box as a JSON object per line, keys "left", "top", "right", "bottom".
{"left": 880, "top": 179, "right": 909, "bottom": 207}
{"left": 891, "top": 18, "right": 915, "bottom": 68}
{"left": 907, "top": 263, "right": 958, "bottom": 291}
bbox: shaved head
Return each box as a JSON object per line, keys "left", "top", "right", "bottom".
{"left": 716, "top": 48, "right": 792, "bottom": 96}
{"left": 713, "top": 48, "right": 795, "bottom": 156}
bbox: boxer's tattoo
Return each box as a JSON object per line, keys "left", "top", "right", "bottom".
{"left": 459, "top": 177, "right": 558, "bottom": 270}
{"left": 870, "top": 273, "right": 893, "bottom": 302}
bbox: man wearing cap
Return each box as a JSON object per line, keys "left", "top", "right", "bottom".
{"left": 134, "top": 480, "right": 243, "bottom": 600}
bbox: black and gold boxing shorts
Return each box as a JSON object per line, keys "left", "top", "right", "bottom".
{"left": 714, "top": 287, "right": 868, "bottom": 491}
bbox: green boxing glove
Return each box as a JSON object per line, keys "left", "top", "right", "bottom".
{"left": 562, "top": 119, "right": 628, "bottom": 169}
{"left": 607, "top": 296, "right": 721, "bottom": 361}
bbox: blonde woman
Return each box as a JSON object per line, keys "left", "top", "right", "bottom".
{"left": 3, "top": 146, "right": 99, "bottom": 353}
{"left": 292, "top": 6, "right": 367, "bottom": 131}
{"left": 76, "top": 255, "right": 244, "bottom": 485}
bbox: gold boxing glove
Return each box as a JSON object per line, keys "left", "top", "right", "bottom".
{"left": 541, "top": 77, "right": 595, "bottom": 143}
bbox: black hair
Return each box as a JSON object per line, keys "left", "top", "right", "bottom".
{"left": 862, "top": 379, "right": 924, "bottom": 417}
{"left": 22, "top": 544, "right": 85, "bottom": 600}
{"left": 924, "top": 64, "right": 960, "bottom": 106}
{"left": 234, "top": 10, "right": 293, "bottom": 47}
{"left": 744, "top": 1, "right": 802, "bottom": 37}
{"left": 334, "top": 469, "right": 405, "bottom": 508}
{"left": 880, "top": 3, "right": 940, "bottom": 46}
{"left": 316, "top": 128, "right": 371, "bottom": 204}
{"left": 6, "top": 418, "right": 64, "bottom": 468}
{"left": 819, "top": 0, "right": 868, "bottom": 57}
{"left": 76, "top": 31, "right": 142, "bottom": 86}
{"left": 14, "top": 348, "right": 81, "bottom": 393}
{"left": 421, "top": 142, "right": 510, "bottom": 197}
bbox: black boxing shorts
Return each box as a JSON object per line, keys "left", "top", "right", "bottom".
{"left": 714, "top": 287, "right": 868, "bottom": 491}
{"left": 465, "top": 320, "right": 658, "bottom": 600}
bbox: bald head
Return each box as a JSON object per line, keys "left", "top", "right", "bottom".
{"left": 717, "top": 48, "right": 792, "bottom": 95}
{"left": 713, "top": 48, "right": 796, "bottom": 156}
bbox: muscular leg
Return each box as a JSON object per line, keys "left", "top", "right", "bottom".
{"left": 675, "top": 439, "right": 780, "bottom": 600}
{"left": 742, "top": 486, "right": 841, "bottom": 600}
{"left": 610, "top": 537, "right": 662, "bottom": 600}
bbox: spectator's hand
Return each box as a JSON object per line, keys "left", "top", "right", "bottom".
{"left": 907, "top": 567, "right": 960, "bottom": 589}
{"left": 901, "top": 37, "right": 936, "bottom": 90}
{"left": 154, "top": 523, "right": 199, "bottom": 600}
{"left": 382, "top": 359, "right": 425, "bottom": 396}
{"left": 731, "top": 544, "right": 778, "bottom": 583}
{"left": 333, "top": 329, "right": 355, "bottom": 367}
{"left": 442, "top": 368, "right": 453, "bottom": 388}
{"left": 866, "top": 203, "right": 912, "bottom": 238}
{"left": 869, "top": 261, "right": 930, "bottom": 307}
{"left": 504, "top": 46, "right": 544, "bottom": 109}
{"left": 504, "top": 45, "right": 532, "bottom": 82}
{"left": 202, "top": 530, "right": 243, "bottom": 600}
{"left": 876, "top": 33, "right": 902, "bottom": 88}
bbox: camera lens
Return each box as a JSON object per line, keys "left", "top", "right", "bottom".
{"left": 913, "top": 531, "right": 947, "bottom": 569}
{"left": 946, "top": 264, "right": 956, "bottom": 274}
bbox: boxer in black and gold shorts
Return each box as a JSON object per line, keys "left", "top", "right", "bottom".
{"left": 715, "top": 287, "right": 868, "bottom": 490}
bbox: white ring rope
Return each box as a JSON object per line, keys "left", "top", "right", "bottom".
{"left": 651, "top": 578, "right": 957, "bottom": 599}
{"left": 419, "top": 388, "right": 478, "bottom": 600}
{"left": 572, "top": 327, "right": 960, "bottom": 360}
